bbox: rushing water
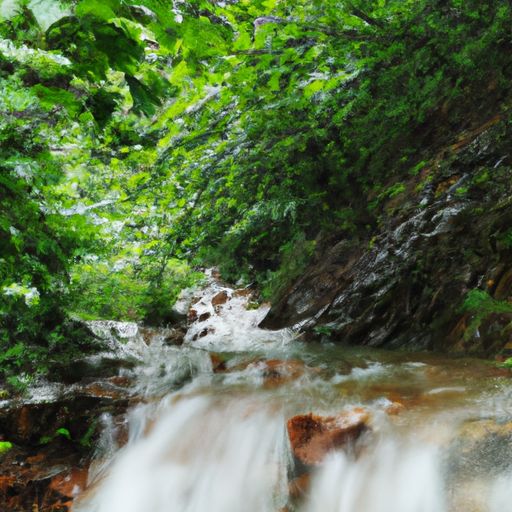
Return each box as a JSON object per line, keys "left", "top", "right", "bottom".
{"left": 75, "top": 277, "right": 512, "bottom": 512}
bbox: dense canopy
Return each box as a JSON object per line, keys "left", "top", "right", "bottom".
{"left": 2, "top": 0, "right": 512, "bottom": 384}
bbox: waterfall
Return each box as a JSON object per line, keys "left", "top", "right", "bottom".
{"left": 74, "top": 276, "right": 512, "bottom": 512}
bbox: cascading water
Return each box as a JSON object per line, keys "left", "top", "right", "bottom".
{"left": 77, "top": 396, "right": 289, "bottom": 512}
{"left": 74, "top": 274, "right": 512, "bottom": 512}
{"left": 304, "top": 441, "right": 446, "bottom": 512}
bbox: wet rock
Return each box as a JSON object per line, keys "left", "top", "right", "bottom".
{"left": 139, "top": 326, "right": 185, "bottom": 346}
{"left": 0, "top": 387, "right": 130, "bottom": 445}
{"left": 211, "top": 290, "right": 229, "bottom": 311}
{"left": 45, "top": 467, "right": 88, "bottom": 507}
{"left": 287, "top": 408, "right": 370, "bottom": 466}
{"left": 188, "top": 308, "right": 198, "bottom": 323}
{"left": 198, "top": 312, "right": 211, "bottom": 322}
{"left": 260, "top": 359, "right": 305, "bottom": 386}
{"left": 261, "top": 120, "right": 512, "bottom": 355}
{"left": 448, "top": 419, "right": 512, "bottom": 479}
{"left": 195, "top": 327, "right": 215, "bottom": 340}
{"left": 52, "top": 320, "right": 188, "bottom": 385}
{"left": 0, "top": 440, "right": 87, "bottom": 512}
{"left": 0, "top": 371, "right": 134, "bottom": 510}
{"left": 288, "top": 473, "right": 311, "bottom": 500}
{"left": 210, "top": 353, "right": 227, "bottom": 372}
{"left": 233, "top": 288, "right": 253, "bottom": 298}
{"left": 51, "top": 356, "right": 137, "bottom": 384}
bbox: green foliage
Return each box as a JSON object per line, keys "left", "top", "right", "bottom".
{"left": 79, "top": 418, "right": 98, "bottom": 448}
{"left": 70, "top": 257, "right": 201, "bottom": 324}
{"left": 313, "top": 325, "right": 335, "bottom": 337}
{"left": 39, "top": 426, "right": 71, "bottom": 445}
{"left": 500, "top": 229, "right": 512, "bottom": 249}
{"left": 462, "top": 290, "right": 512, "bottom": 340}
{"left": 3, "top": 0, "right": 512, "bottom": 383}
{"left": 260, "top": 235, "right": 316, "bottom": 301}
{"left": 138, "top": 0, "right": 512, "bottom": 288}
{"left": 0, "top": 441, "right": 13, "bottom": 455}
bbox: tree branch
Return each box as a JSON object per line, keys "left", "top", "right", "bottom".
{"left": 346, "top": 3, "right": 385, "bottom": 29}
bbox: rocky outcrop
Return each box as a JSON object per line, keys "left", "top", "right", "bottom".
{"left": 0, "top": 442, "right": 89, "bottom": 512}
{"left": 0, "top": 381, "right": 130, "bottom": 512}
{"left": 262, "top": 119, "right": 512, "bottom": 355}
{"left": 287, "top": 408, "right": 370, "bottom": 466}
{"left": 0, "top": 321, "right": 163, "bottom": 511}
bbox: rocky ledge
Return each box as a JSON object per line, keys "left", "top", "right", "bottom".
{"left": 262, "top": 117, "right": 512, "bottom": 356}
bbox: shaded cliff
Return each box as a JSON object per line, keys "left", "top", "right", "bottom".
{"left": 262, "top": 116, "right": 512, "bottom": 355}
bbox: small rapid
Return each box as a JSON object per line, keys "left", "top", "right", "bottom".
{"left": 74, "top": 275, "right": 512, "bottom": 512}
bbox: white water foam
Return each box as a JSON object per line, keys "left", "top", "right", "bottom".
{"left": 75, "top": 396, "right": 289, "bottom": 512}
{"left": 184, "top": 278, "right": 294, "bottom": 352}
{"left": 303, "top": 439, "right": 446, "bottom": 512}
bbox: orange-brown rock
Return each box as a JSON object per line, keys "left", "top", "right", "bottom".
{"left": 198, "top": 312, "right": 211, "bottom": 322}
{"left": 0, "top": 476, "right": 16, "bottom": 492}
{"left": 210, "top": 354, "right": 227, "bottom": 372}
{"left": 211, "top": 291, "right": 229, "bottom": 310}
{"left": 17, "top": 406, "right": 31, "bottom": 444}
{"left": 0, "top": 440, "right": 88, "bottom": 512}
{"left": 48, "top": 467, "right": 88, "bottom": 499}
{"left": 188, "top": 308, "right": 198, "bottom": 323}
{"left": 287, "top": 408, "right": 370, "bottom": 466}
{"left": 108, "top": 375, "right": 133, "bottom": 388}
{"left": 261, "top": 359, "right": 305, "bottom": 387}
{"left": 233, "top": 288, "right": 253, "bottom": 298}
{"left": 288, "top": 473, "right": 311, "bottom": 500}
{"left": 82, "top": 382, "right": 127, "bottom": 400}
{"left": 385, "top": 401, "right": 406, "bottom": 416}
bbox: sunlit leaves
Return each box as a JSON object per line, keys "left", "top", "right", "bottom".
{"left": 0, "top": 0, "right": 69, "bottom": 29}
{"left": 75, "top": 0, "right": 117, "bottom": 21}
{"left": 2, "top": 0, "right": 512, "bottom": 379}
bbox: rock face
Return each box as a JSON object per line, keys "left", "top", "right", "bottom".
{"left": 0, "top": 375, "right": 132, "bottom": 511}
{"left": 287, "top": 408, "right": 370, "bottom": 466}
{"left": 0, "top": 321, "right": 148, "bottom": 511}
{"left": 0, "top": 445, "right": 89, "bottom": 512}
{"left": 262, "top": 119, "right": 512, "bottom": 355}
{"left": 448, "top": 419, "right": 512, "bottom": 479}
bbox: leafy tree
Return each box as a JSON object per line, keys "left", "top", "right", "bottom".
{"left": 2, "top": 0, "right": 512, "bottom": 382}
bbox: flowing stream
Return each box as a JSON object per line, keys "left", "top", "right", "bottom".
{"left": 74, "top": 277, "right": 512, "bottom": 512}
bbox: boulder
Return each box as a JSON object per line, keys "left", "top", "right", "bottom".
{"left": 261, "top": 121, "right": 512, "bottom": 356}
{"left": 287, "top": 408, "right": 370, "bottom": 466}
{"left": 211, "top": 290, "right": 229, "bottom": 310}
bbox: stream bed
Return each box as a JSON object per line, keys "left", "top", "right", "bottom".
{"left": 74, "top": 278, "right": 512, "bottom": 512}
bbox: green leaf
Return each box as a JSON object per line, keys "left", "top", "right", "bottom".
{"left": 0, "top": 441, "right": 13, "bottom": 455}
{"left": 75, "top": 0, "right": 117, "bottom": 21}
{"left": 126, "top": 75, "right": 160, "bottom": 116}
{"left": 31, "top": 84, "right": 81, "bottom": 116}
